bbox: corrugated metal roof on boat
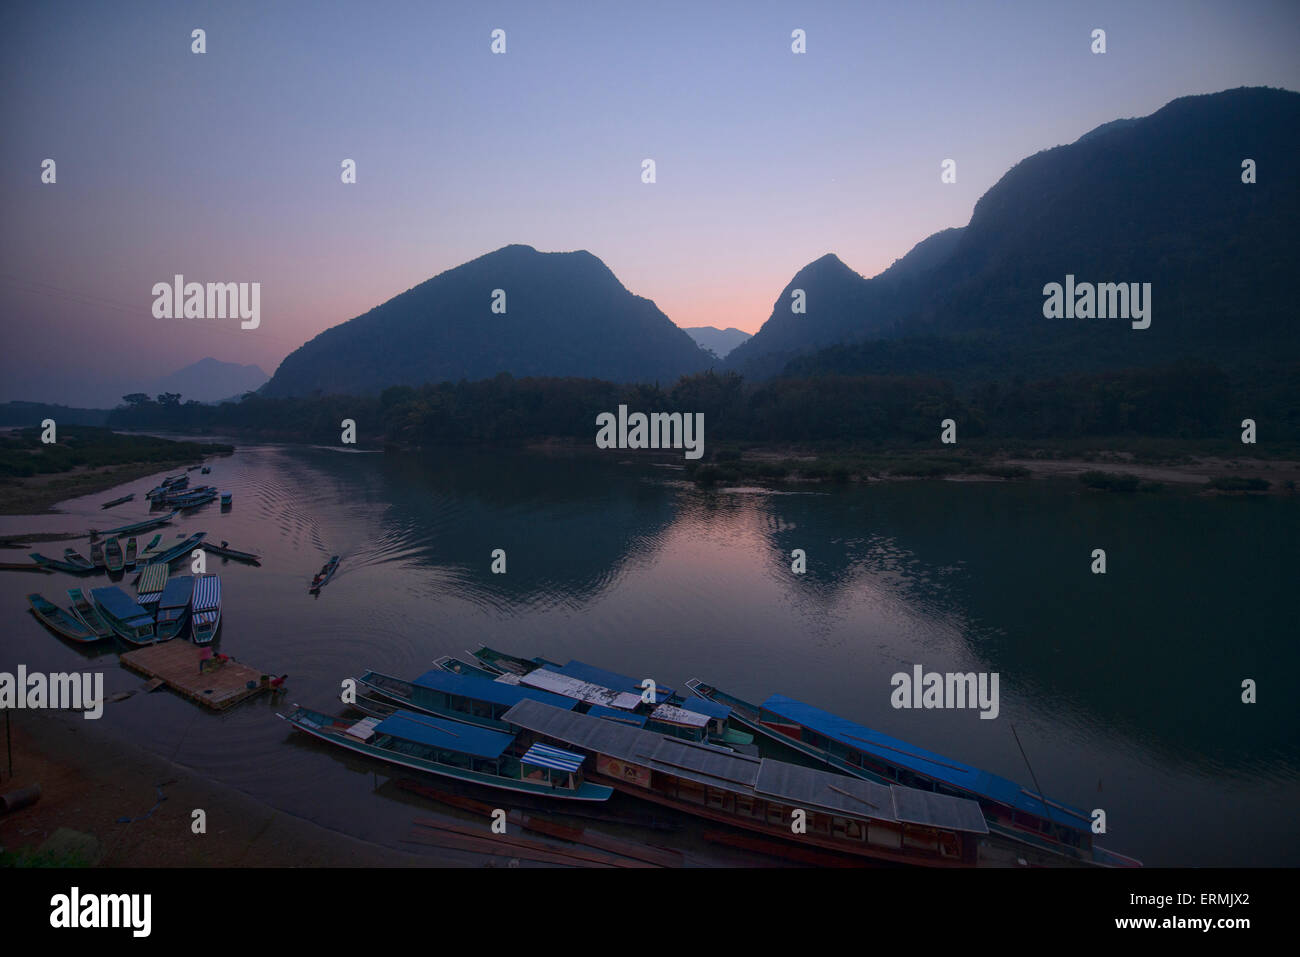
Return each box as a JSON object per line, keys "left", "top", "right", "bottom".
{"left": 158, "top": 575, "right": 195, "bottom": 610}
{"left": 519, "top": 669, "right": 642, "bottom": 710}
{"left": 651, "top": 703, "right": 710, "bottom": 728}
{"left": 891, "top": 785, "right": 989, "bottom": 834}
{"left": 753, "top": 760, "right": 899, "bottom": 823}
{"left": 557, "top": 660, "right": 675, "bottom": 703}
{"left": 374, "top": 710, "right": 513, "bottom": 759}
{"left": 521, "top": 742, "right": 586, "bottom": 773}
{"left": 411, "top": 669, "right": 577, "bottom": 711}
{"left": 760, "top": 693, "right": 1089, "bottom": 831}
{"left": 191, "top": 574, "right": 220, "bottom": 611}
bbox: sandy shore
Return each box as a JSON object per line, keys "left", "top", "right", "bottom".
{"left": 0, "top": 708, "right": 474, "bottom": 867}
{"left": 0, "top": 461, "right": 203, "bottom": 516}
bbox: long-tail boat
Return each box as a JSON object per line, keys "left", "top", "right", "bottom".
{"left": 100, "top": 493, "right": 135, "bottom": 509}
{"left": 685, "top": 680, "right": 1140, "bottom": 868}
{"left": 154, "top": 575, "right": 195, "bottom": 641}
{"left": 432, "top": 654, "right": 500, "bottom": 680}
{"left": 501, "top": 698, "right": 991, "bottom": 866}
{"left": 354, "top": 669, "right": 581, "bottom": 732}
{"left": 91, "top": 586, "right": 156, "bottom": 644}
{"left": 67, "top": 587, "right": 113, "bottom": 639}
{"left": 124, "top": 536, "right": 138, "bottom": 568}
{"left": 190, "top": 574, "right": 221, "bottom": 644}
{"left": 456, "top": 649, "right": 752, "bottom": 748}
{"left": 200, "top": 540, "right": 260, "bottom": 564}
{"left": 309, "top": 555, "right": 339, "bottom": 592}
{"left": 29, "top": 552, "right": 96, "bottom": 574}
{"left": 61, "top": 548, "right": 94, "bottom": 572}
{"left": 90, "top": 539, "right": 106, "bottom": 568}
{"left": 93, "top": 510, "right": 178, "bottom": 538}
{"left": 104, "top": 537, "right": 124, "bottom": 572}
{"left": 27, "top": 593, "right": 97, "bottom": 643}
{"left": 280, "top": 705, "right": 614, "bottom": 802}
{"left": 145, "top": 532, "right": 206, "bottom": 566}
{"left": 137, "top": 533, "right": 163, "bottom": 560}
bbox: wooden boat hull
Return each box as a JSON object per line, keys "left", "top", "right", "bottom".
{"left": 67, "top": 588, "right": 112, "bottom": 638}
{"left": 27, "top": 594, "right": 97, "bottom": 643}
{"left": 29, "top": 553, "right": 96, "bottom": 575}
{"left": 104, "top": 538, "right": 124, "bottom": 572}
{"left": 309, "top": 555, "right": 340, "bottom": 592}
{"left": 200, "top": 542, "right": 260, "bottom": 564}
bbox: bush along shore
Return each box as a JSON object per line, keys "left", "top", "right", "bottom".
{"left": 0, "top": 427, "right": 233, "bottom": 514}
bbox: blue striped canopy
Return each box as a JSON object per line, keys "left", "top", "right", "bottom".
{"left": 521, "top": 742, "right": 585, "bottom": 773}
{"left": 191, "top": 574, "right": 221, "bottom": 611}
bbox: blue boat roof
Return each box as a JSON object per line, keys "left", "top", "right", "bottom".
{"left": 557, "top": 660, "right": 674, "bottom": 703}
{"left": 412, "top": 669, "right": 577, "bottom": 711}
{"left": 586, "top": 705, "right": 648, "bottom": 727}
{"left": 681, "top": 696, "right": 730, "bottom": 720}
{"left": 158, "top": 575, "right": 194, "bottom": 609}
{"left": 760, "top": 694, "right": 1091, "bottom": 832}
{"left": 91, "top": 586, "right": 154, "bottom": 625}
{"left": 375, "top": 710, "right": 513, "bottom": 759}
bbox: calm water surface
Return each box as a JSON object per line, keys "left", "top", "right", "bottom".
{"left": 2, "top": 443, "right": 1296, "bottom": 865}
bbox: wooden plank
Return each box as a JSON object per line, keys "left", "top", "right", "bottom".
{"left": 119, "top": 641, "right": 273, "bottom": 711}
{"left": 404, "top": 826, "right": 618, "bottom": 868}
{"left": 410, "top": 818, "right": 656, "bottom": 868}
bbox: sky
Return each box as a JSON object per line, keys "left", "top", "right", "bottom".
{"left": 2, "top": 0, "right": 1298, "bottom": 406}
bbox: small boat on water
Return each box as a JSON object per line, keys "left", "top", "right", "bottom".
{"left": 61, "top": 548, "right": 94, "bottom": 572}
{"left": 432, "top": 654, "right": 500, "bottom": 680}
{"left": 220, "top": 491, "right": 232, "bottom": 508}
{"left": 124, "top": 537, "right": 138, "bottom": 568}
{"left": 91, "top": 586, "right": 157, "bottom": 644}
{"left": 310, "top": 555, "right": 340, "bottom": 592}
{"left": 200, "top": 466, "right": 211, "bottom": 474}
{"left": 90, "top": 540, "right": 106, "bottom": 568}
{"left": 190, "top": 574, "right": 221, "bottom": 644}
{"left": 67, "top": 587, "right": 112, "bottom": 638}
{"left": 104, "top": 537, "right": 124, "bottom": 573}
{"left": 200, "top": 540, "right": 260, "bottom": 564}
{"left": 93, "top": 510, "right": 178, "bottom": 538}
{"left": 186, "top": 465, "right": 202, "bottom": 472}
{"left": 100, "top": 493, "right": 135, "bottom": 509}
{"left": 146, "top": 475, "right": 188, "bottom": 499}
{"left": 468, "top": 646, "right": 549, "bottom": 677}
{"left": 280, "top": 705, "right": 613, "bottom": 802}
{"left": 135, "top": 563, "right": 169, "bottom": 609}
{"left": 155, "top": 575, "right": 195, "bottom": 641}
{"left": 27, "top": 593, "right": 97, "bottom": 643}
{"left": 145, "top": 532, "right": 207, "bottom": 566}
{"left": 29, "top": 552, "right": 96, "bottom": 575}
{"left": 136, "top": 533, "right": 163, "bottom": 560}
{"left": 684, "top": 680, "right": 1142, "bottom": 868}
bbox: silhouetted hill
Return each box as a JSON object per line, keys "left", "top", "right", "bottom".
{"left": 151, "top": 358, "right": 269, "bottom": 404}
{"left": 263, "top": 245, "right": 713, "bottom": 397}
{"left": 736, "top": 87, "right": 1300, "bottom": 383}
{"left": 684, "top": 326, "right": 751, "bottom": 358}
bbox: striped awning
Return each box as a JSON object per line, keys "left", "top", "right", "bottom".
{"left": 192, "top": 574, "right": 221, "bottom": 612}
{"left": 521, "top": 742, "right": 585, "bottom": 773}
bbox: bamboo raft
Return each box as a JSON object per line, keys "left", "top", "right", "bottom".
{"left": 119, "top": 641, "right": 275, "bottom": 711}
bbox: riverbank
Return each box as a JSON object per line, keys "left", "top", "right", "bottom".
{"left": 0, "top": 708, "right": 468, "bottom": 867}
{"left": 0, "top": 428, "right": 233, "bottom": 515}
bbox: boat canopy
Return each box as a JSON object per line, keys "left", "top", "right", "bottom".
{"left": 679, "top": 695, "right": 731, "bottom": 720}
{"left": 158, "top": 575, "right": 195, "bottom": 610}
{"left": 411, "top": 669, "right": 577, "bottom": 711}
{"left": 556, "top": 659, "right": 675, "bottom": 703}
{"left": 521, "top": 742, "right": 586, "bottom": 774}
{"left": 374, "top": 710, "right": 513, "bottom": 759}
{"left": 191, "top": 574, "right": 221, "bottom": 612}
{"left": 759, "top": 694, "right": 1090, "bottom": 832}
{"left": 91, "top": 586, "right": 155, "bottom": 626}
{"left": 519, "top": 669, "right": 642, "bottom": 710}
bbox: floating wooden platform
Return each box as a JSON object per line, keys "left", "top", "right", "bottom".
{"left": 119, "top": 641, "right": 273, "bottom": 711}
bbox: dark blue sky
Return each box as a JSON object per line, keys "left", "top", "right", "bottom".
{"left": 2, "top": 0, "right": 1297, "bottom": 406}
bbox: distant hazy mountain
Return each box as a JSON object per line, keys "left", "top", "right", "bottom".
{"left": 732, "top": 87, "right": 1300, "bottom": 383}
{"left": 149, "top": 358, "right": 269, "bottom": 404}
{"left": 263, "top": 245, "right": 712, "bottom": 397}
{"left": 683, "top": 326, "right": 751, "bottom": 358}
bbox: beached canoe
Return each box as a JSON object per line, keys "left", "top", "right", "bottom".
{"left": 100, "top": 493, "right": 135, "bottom": 509}
{"left": 67, "top": 587, "right": 112, "bottom": 638}
{"left": 28, "top": 593, "right": 97, "bottom": 643}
